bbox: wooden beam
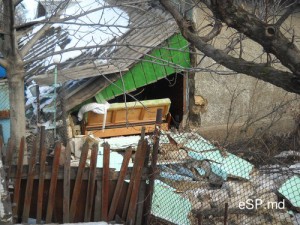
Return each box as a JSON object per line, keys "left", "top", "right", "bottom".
{"left": 46, "top": 142, "right": 62, "bottom": 223}
{"left": 84, "top": 143, "right": 98, "bottom": 222}
{"left": 31, "top": 64, "right": 128, "bottom": 85}
{"left": 22, "top": 137, "right": 38, "bottom": 223}
{"left": 126, "top": 140, "right": 149, "bottom": 224}
{"left": 108, "top": 147, "right": 133, "bottom": 221}
{"left": 101, "top": 143, "right": 110, "bottom": 221}
{"left": 63, "top": 142, "right": 71, "bottom": 223}
{"left": 36, "top": 126, "right": 47, "bottom": 223}
{"left": 121, "top": 138, "right": 143, "bottom": 221}
{"left": 12, "top": 137, "right": 25, "bottom": 222}
{"left": 0, "top": 110, "right": 10, "bottom": 119}
{"left": 69, "top": 142, "right": 89, "bottom": 223}
{"left": 86, "top": 123, "right": 169, "bottom": 138}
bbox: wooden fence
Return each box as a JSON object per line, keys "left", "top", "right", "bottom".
{"left": 1, "top": 124, "right": 159, "bottom": 224}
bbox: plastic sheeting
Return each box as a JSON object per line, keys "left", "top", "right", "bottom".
{"left": 78, "top": 102, "right": 110, "bottom": 131}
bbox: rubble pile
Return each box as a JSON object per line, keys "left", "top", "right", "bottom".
{"left": 153, "top": 132, "right": 300, "bottom": 225}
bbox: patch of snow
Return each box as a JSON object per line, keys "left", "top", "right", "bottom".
{"left": 19, "top": 0, "right": 39, "bottom": 21}
{"left": 98, "top": 135, "right": 141, "bottom": 150}
{"left": 275, "top": 150, "right": 300, "bottom": 158}
{"left": 52, "top": 0, "right": 129, "bottom": 63}
{"left": 20, "top": 0, "right": 129, "bottom": 68}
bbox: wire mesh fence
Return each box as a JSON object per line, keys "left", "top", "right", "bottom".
{"left": 149, "top": 131, "right": 300, "bottom": 225}
{"left": 23, "top": 80, "right": 300, "bottom": 225}
{"left": 0, "top": 81, "right": 10, "bottom": 143}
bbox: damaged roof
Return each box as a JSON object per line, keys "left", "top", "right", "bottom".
{"left": 22, "top": 0, "right": 179, "bottom": 85}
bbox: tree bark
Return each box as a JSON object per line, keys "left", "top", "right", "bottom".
{"left": 159, "top": 0, "right": 300, "bottom": 95}
{"left": 2, "top": 0, "right": 27, "bottom": 156}
{"left": 7, "top": 65, "right": 26, "bottom": 156}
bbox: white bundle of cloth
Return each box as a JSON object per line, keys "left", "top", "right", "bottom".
{"left": 77, "top": 102, "right": 110, "bottom": 131}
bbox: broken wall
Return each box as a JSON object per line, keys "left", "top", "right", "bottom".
{"left": 190, "top": 5, "right": 300, "bottom": 142}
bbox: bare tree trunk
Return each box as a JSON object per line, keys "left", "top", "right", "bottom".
{"left": 8, "top": 66, "right": 26, "bottom": 160}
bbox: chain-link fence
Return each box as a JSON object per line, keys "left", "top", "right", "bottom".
{"left": 149, "top": 131, "right": 300, "bottom": 225}
{"left": 24, "top": 80, "right": 300, "bottom": 225}
{"left": 0, "top": 81, "right": 10, "bottom": 143}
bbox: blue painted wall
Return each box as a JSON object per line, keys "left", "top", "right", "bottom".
{"left": 0, "top": 81, "right": 10, "bottom": 143}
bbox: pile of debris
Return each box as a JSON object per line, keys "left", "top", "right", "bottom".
{"left": 150, "top": 132, "right": 300, "bottom": 225}
{"left": 65, "top": 130, "right": 299, "bottom": 225}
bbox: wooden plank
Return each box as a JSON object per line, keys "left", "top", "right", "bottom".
{"left": 22, "top": 136, "right": 38, "bottom": 223}
{"left": 5, "top": 138, "right": 13, "bottom": 178}
{"left": 108, "top": 147, "right": 133, "bottom": 221}
{"left": 8, "top": 164, "right": 149, "bottom": 181}
{"left": 0, "top": 110, "right": 10, "bottom": 119}
{"left": 101, "top": 143, "right": 110, "bottom": 221}
{"left": 121, "top": 138, "right": 143, "bottom": 221}
{"left": 46, "top": 142, "right": 62, "bottom": 223}
{"left": 63, "top": 142, "right": 72, "bottom": 223}
{"left": 69, "top": 142, "right": 89, "bottom": 222}
{"left": 86, "top": 123, "right": 169, "bottom": 138}
{"left": 12, "top": 137, "right": 25, "bottom": 222}
{"left": 94, "top": 180, "right": 102, "bottom": 221}
{"left": 135, "top": 182, "right": 146, "bottom": 225}
{"left": 84, "top": 144, "right": 99, "bottom": 222}
{"left": 126, "top": 140, "right": 149, "bottom": 224}
{"left": 136, "top": 131, "right": 150, "bottom": 225}
{"left": 36, "top": 126, "right": 46, "bottom": 223}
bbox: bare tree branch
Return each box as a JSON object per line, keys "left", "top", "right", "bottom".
{"left": 160, "top": 0, "right": 300, "bottom": 94}
{"left": 19, "top": 1, "right": 69, "bottom": 57}
{"left": 275, "top": 3, "right": 299, "bottom": 27}
{"left": 209, "top": 0, "right": 300, "bottom": 76}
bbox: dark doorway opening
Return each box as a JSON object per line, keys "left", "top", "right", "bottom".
{"left": 110, "top": 73, "right": 184, "bottom": 127}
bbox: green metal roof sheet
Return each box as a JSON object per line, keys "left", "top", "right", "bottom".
{"left": 94, "top": 34, "right": 190, "bottom": 101}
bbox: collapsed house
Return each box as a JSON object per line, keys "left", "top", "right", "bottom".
{"left": 0, "top": 0, "right": 299, "bottom": 224}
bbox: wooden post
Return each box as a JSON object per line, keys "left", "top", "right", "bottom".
{"left": 108, "top": 147, "right": 133, "bottom": 221}
{"left": 69, "top": 141, "right": 89, "bottom": 222}
{"left": 63, "top": 142, "right": 71, "bottom": 223}
{"left": 135, "top": 129, "right": 150, "bottom": 225}
{"left": 224, "top": 202, "right": 229, "bottom": 225}
{"left": 84, "top": 143, "right": 99, "bottom": 222}
{"left": 45, "top": 142, "right": 62, "bottom": 223}
{"left": 36, "top": 126, "right": 47, "bottom": 223}
{"left": 145, "top": 109, "right": 162, "bottom": 224}
{"left": 101, "top": 142, "right": 110, "bottom": 221}
{"left": 12, "top": 137, "right": 25, "bottom": 222}
{"left": 22, "top": 137, "right": 38, "bottom": 223}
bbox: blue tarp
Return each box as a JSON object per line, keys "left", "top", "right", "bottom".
{"left": 0, "top": 66, "right": 7, "bottom": 78}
